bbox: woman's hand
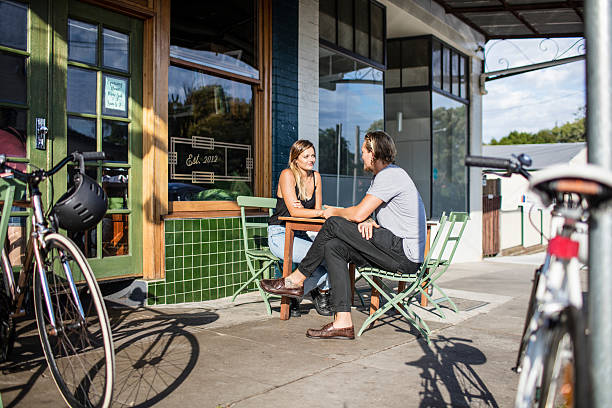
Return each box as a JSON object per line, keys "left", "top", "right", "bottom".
{"left": 291, "top": 200, "right": 303, "bottom": 208}
{"left": 358, "top": 219, "right": 379, "bottom": 240}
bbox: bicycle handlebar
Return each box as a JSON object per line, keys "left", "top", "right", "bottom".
{"left": 0, "top": 151, "right": 105, "bottom": 184}
{"left": 465, "top": 154, "right": 531, "bottom": 180}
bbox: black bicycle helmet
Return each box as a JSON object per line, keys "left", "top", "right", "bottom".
{"left": 51, "top": 172, "right": 108, "bottom": 231}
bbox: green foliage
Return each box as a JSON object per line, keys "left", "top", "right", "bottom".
{"left": 489, "top": 112, "right": 585, "bottom": 145}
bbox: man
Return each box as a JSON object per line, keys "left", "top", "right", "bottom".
{"left": 260, "top": 130, "right": 426, "bottom": 340}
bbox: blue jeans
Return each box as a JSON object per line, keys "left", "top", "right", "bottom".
{"left": 267, "top": 225, "right": 330, "bottom": 296}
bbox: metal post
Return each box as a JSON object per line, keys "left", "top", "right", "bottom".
{"left": 586, "top": 0, "right": 612, "bottom": 406}
{"left": 352, "top": 126, "right": 359, "bottom": 205}
{"left": 336, "top": 123, "right": 342, "bottom": 206}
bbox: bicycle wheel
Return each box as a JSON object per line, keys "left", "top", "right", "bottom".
{"left": 0, "top": 248, "right": 16, "bottom": 363}
{"left": 33, "top": 233, "right": 114, "bottom": 408}
{"left": 538, "top": 306, "right": 588, "bottom": 408}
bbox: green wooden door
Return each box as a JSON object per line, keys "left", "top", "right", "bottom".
{"left": 55, "top": 0, "right": 143, "bottom": 279}
{"left": 0, "top": 0, "right": 143, "bottom": 279}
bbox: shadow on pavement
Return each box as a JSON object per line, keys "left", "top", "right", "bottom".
{"left": 406, "top": 335, "right": 499, "bottom": 408}
{"left": 0, "top": 300, "right": 220, "bottom": 408}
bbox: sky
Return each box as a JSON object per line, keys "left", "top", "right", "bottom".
{"left": 482, "top": 38, "right": 586, "bottom": 144}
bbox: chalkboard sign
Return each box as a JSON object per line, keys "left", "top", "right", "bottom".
{"left": 169, "top": 136, "right": 252, "bottom": 184}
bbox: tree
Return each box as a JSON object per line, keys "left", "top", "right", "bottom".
{"left": 488, "top": 110, "right": 585, "bottom": 145}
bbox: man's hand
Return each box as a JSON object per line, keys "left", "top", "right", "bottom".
{"left": 323, "top": 206, "right": 337, "bottom": 219}
{"left": 358, "top": 219, "right": 379, "bottom": 240}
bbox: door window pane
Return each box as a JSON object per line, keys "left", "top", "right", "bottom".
{"left": 0, "top": 107, "right": 27, "bottom": 169}
{"left": 102, "top": 74, "right": 128, "bottom": 117}
{"left": 432, "top": 92, "right": 467, "bottom": 218}
{"left": 168, "top": 66, "right": 254, "bottom": 201}
{"left": 319, "top": 47, "right": 383, "bottom": 207}
{"left": 319, "top": 0, "right": 336, "bottom": 43}
{"left": 103, "top": 28, "right": 129, "bottom": 72}
{"left": 170, "top": 1, "right": 258, "bottom": 79}
{"left": 0, "top": 0, "right": 27, "bottom": 50}
{"left": 0, "top": 52, "right": 26, "bottom": 104}
{"left": 103, "top": 214, "right": 128, "bottom": 257}
{"left": 68, "top": 19, "right": 98, "bottom": 65}
{"left": 102, "top": 120, "right": 128, "bottom": 162}
{"left": 103, "top": 167, "right": 128, "bottom": 210}
{"left": 337, "top": 0, "right": 353, "bottom": 51}
{"left": 67, "top": 66, "right": 97, "bottom": 114}
{"left": 67, "top": 116, "right": 96, "bottom": 154}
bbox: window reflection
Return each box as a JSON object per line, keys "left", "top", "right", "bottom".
{"left": 0, "top": 0, "right": 27, "bottom": 51}
{"left": 68, "top": 19, "right": 98, "bottom": 65}
{"left": 168, "top": 66, "right": 254, "bottom": 201}
{"left": 319, "top": 47, "right": 383, "bottom": 207}
{"left": 432, "top": 92, "right": 467, "bottom": 218}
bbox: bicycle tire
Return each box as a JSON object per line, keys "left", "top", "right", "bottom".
{"left": 538, "top": 306, "right": 588, "bottom": 408}
{"left": 0, "top": 248, "right": 16, "bottom": 363}
{"left": 33, "top": 233, "right": 114, "bottom": 408}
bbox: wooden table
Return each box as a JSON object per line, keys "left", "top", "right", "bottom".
{"left": 278, "top": 216, "right": 326, "bottom": 320}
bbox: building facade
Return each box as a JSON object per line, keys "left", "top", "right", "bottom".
{"left": 1, "top": 0, "right": 485, "bottom": 305}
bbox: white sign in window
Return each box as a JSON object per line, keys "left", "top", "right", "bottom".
{"left": 103, "top": 75, "right": 128, "bottom": 117}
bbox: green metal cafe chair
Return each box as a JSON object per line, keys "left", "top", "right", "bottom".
{"left": 355, "top": 213, "right": 449, "bottom": 344}
{"left": 419, "top": 211, "right": 469, "bottom": 319}
{"left": 232, "top": 196, "right": 281, "bottom": 315}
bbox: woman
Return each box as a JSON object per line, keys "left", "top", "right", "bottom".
{"left": 268, "top": 140, "right": 331, "bottom": 317}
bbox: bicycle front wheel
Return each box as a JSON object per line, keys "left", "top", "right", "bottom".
{"left": 34, "top": 233, "right": 114, "bottom": 408}
{"left": 538, "top": 306, "right": 588, "bottom": 408}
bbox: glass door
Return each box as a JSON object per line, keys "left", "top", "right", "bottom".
{"left": 53, "top": 0, "right": 143, "bottom": 279}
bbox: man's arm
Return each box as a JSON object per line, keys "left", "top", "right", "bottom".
{"left": 323, "top": 194, "right": 383, "bottom": 223}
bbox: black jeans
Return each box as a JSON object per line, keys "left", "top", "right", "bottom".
{"left": 298, "top": 216, "right": 421, "bottom": 312}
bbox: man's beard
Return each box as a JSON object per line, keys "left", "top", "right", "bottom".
{"left": 363, "top": 160, "right": 374, "bottom": 173}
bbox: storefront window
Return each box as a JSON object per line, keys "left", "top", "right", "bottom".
{"left": 170, "top": 1, "right": 258, "bottom": 79}
{"left": 432, "top": 92, "right": 467, "bottom": 218}
{"left": 319, "top": 47, "right": 384, "bottom": 207}
{"left": 168, "top": 66, "right": 254, "bottom": 201}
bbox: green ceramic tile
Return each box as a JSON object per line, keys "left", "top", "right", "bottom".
{"left": 201, "top": 289, "right": 210, "bottom": 301}
{"left": 166, "top": 269, "right": 175, "bottom": 282}
{"left": 165, "top": 233, "right": 174, "bottom": 245}
{"left": 175, "top": 257, "right": 183, "bottom": 269}
{"left": 176, "top": 293, "right": 184, "bottom": 303}
{"left": 165, "top": 245, "right": 174, "bottom": 258}
{"left": 193, "top": 231, "right": 201, "bottom": 242}
{"left": 156, "top": 284, "right": 165, "bottom": 298}
{"left": 193, "top": 244, "right": 201, "bottom": 255}
{"left": 166, "top": 258, "right": 174, "bottom": 271}
{"left": 166, "top": 282, "right": 174, "bottom": 294}
{"left": 210, "top": 254, "right": 218, "bottom": 265}
{"left": 185, "top": 268, "right": 192, "bottom": 280}
{"left": 166, "top": 294, "right": 176, "bottom": 304}
{"left": 193, "top": 279, "right": 201, "bottom": 291}
{"left": 210, "top": 277, "right": 218, "bottom": 287}
{"left": 194, "top": 291, "right": 202, "bottom": 302}
{"left": 184, "top": 231, "right": 193, "bottom": 244}
{"left": 166, "top": 220, "right": 174, "bottom": 232}
{"left": 185, "top": 280, "right": 192, "bottom": 292}
{"left": 175, "top": 231, "right": 184, "bottom": 244}
{"left": 174, "top": 219, "right": 183, "bottom": 232}
{"left": 193, "top": 266, "right": 201, "bottom": 279}
{"left": 175, "top": 281, "right": 184, "bottom": 294}
{"left": 184, "top": 256, "right": 193, "bottom": 268}
{"left": 147, "top": 297, "right": 155, "bottom": 306}
{"left": 185, "top": 292, "right": 193, "bottom": 303}
{"left": 202, "top": 265, "right": 209, "bottom": 277}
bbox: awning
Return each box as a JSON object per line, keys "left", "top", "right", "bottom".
{"left": 434, "top": 0, "right": 584, "bottom": 40}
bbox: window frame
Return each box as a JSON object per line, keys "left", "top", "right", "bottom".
{"left": 167, "top": 0, "right": 270, "bottom": 213}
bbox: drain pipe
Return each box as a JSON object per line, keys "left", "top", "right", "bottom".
{"left": 586, "top": 0, "right": 612, "bottom": 406}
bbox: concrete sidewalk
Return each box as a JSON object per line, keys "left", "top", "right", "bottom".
{"left": 0, "top": 254, "right": 545, "bottom": 407}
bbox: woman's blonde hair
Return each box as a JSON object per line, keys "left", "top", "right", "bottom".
{"left": 288, "top": 139, "right": 315, "bottom": 200}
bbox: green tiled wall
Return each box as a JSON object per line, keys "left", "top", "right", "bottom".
{"left": 147, "top": 216, "right": 271, "bottom": 305}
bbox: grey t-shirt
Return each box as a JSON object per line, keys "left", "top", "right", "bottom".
{"left": 366, "top": 164, "right": 426, "bottom": 263}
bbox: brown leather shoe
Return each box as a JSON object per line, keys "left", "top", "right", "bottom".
{"left": 306, "top": 322, "right": 355, "bottom": 340}
{"left": 260, "top": 278, "right": 304, "bottom": 298}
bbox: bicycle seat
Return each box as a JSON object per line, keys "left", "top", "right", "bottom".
{"left": 529, "top": 163, "right": 612, "bottom": 208}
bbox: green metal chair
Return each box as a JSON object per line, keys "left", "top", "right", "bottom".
{"left": 232, "top": 196, "right": 281, "bottom": 315}
{"left": 355, "top": 213, "right": 449, "bottom": 343}
{"left": 419, "top": 211, "right": 469, "bottom": 319}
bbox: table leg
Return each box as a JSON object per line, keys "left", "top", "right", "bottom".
{"left": 349, "top": 264, "right": 355, "bottom": 306}
{"left": 280, "top": 224, "right": 295, "bottom": 320}
{"left": 368, "top": 277, "right": 381, "bottom": 328}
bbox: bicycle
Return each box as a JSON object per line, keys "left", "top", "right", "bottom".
{"left": 466, "top": 153, "right": 612, "bottom": 408}
{"left": 0, "top": 151, "right": 115, "bottom": 408}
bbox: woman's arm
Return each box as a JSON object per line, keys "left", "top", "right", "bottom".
{"left": 315, "top": 171, "right": 323, "bottom": 210}
{"left": 279, "top": 169, "right": 324, "bottom": 218}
